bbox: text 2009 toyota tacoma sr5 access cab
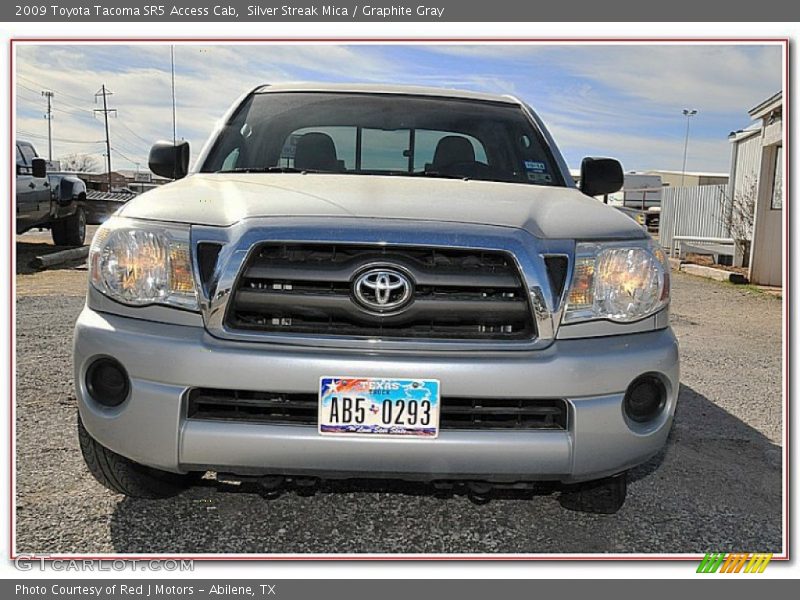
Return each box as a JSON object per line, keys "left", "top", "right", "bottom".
{"left": 75, "top": 84, "right": 678, "bottom": 513}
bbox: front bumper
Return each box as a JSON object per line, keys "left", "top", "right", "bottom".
{"left": 74, "top": 306, "right": 679, "bottom": 483}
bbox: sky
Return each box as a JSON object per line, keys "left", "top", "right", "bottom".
{"left": 15, "top": 43, "right": 782, "bottom": 175}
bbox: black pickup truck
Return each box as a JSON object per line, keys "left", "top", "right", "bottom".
{"left": 16, "top": 140, "right": 87, "bottom": 246}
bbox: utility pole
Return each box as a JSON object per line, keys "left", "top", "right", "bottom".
{"left": 681, "top": 108, "right": 698, "bottom": 187}
{"left": 170, "top": 45, "right": 177, "bottom": 146}
{"left": 42, "top": 90, "right": 54, "bottom": 161}
{"left": 94, "top": 85, "right": 117, "bottom": 190}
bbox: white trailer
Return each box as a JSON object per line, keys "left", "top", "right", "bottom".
{"left": 622, "top": 174, "right": 663, "bottom": 232}
{"left": 623, "top": 174, "right": 663, "bottom": 210}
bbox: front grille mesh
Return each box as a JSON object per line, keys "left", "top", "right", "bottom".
{"left": 225, "top": 244, "right": 535, "bottom": 340}
{"left": 187, "top": 388, "right": 568, "bottom": 431}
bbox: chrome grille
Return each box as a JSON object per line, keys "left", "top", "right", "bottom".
{"left": 224, "top": 243, "right": 535, "bottom": 340}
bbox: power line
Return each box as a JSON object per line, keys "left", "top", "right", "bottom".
{"left": 94, "top": 85, "right": 117, "bottom": 188}
{"left": 51, "top": 100, "right": 94, "bottom": 116}
{"left": 16, "top": 74, "right": 89, "bottom": 104}
{"left": 109, "top": 137, "right": 148, "bottom": 161}
{"left": 18, "top": 85, "right": 58, "bottom": 160}
{"left": 16, "top": 130, "right": 104, "bottom": 145}
{"left": 17, "top": 87, "right": 99, "bottom": 123}
{"left": 51, "top": 106, "right": 98, "bottom": 121}
{"left": 112, "top": 127, "right": 149, "bottom": 148}
{"left": 19, "top": 76, "right": 153, "bottom": 152}
{"left": 18, "top": 82, "right": 94, "bottom": 115}
{"left": 104, "top": 123, "right": 149, "bottom": 153}
{"left": 116, "top": 119, "right": 152, "bottom": 145}
{"left": 16, "top": 128, "right": 103, "bottom": 143}
{"left": 19, "top": 75, "right": 155, "bottom": 170}
{"left": 42, "top": 90, "right": 54, "bottom": 160}
{"left": 16, "top": 83, "right": 45, "bottom": 98}
{"left": 111, "top": 146, "right": 142, "bottom": 167}
{"left": 30, "top": 99, "right": 148, "bottom": 154}
{"left": 50, "top": 94, "right": 93, "bottom": 113}
{"left": 18, "top": 82, "right": 110, "bottom": 131}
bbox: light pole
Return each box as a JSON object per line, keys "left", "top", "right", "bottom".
{"left": 681, "top": 109, "right": 698, "bottom": 186}
{"left": 170, "top": 45, "right": 177, "bottom": 147}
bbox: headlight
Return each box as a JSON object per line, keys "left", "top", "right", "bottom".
{"left": 89, "top": 217, "right": 198, "bottom": 310}
{"left": 563, "top": 242, "right": 669, "bottom": 323}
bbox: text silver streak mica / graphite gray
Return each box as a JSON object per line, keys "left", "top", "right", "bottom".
{"left": 74, "top": 84, "right": 678, "bottom": 511}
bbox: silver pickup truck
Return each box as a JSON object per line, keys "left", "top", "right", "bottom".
{"left": 74, "top": 84, "right": 678, "bottom": 513}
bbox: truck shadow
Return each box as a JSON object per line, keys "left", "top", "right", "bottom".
{"left": 108, "top": 383, "right": 782, "bottom": 554}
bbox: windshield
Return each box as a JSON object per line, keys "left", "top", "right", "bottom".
{"left": 199, "top": 92, "right": 565, "bottom": 186}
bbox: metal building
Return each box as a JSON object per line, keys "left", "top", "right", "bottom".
{"left": 728, "top": 91, "right": 783, "bottom": 287}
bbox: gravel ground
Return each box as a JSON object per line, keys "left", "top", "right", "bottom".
{"left": 14, "top": 270, "right": 783, "bottom": 555}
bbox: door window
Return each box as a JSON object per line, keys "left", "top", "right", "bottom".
{"left": 770, "top": 146, "right": 783, "bottom": 210}
{"left": 19, "top": 143, "right": 36, "bottom": 166}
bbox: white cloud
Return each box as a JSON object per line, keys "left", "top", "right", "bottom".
{"left": 427, "top": 43, "right": 782, "bottom": 113}
{"left": 548, "top": 122, "right": 732, "bottom": 173}
{"left": 15, "top": 43, "right": 401, "bottom": 170}
{"left": 563, "top": 45, "right": 781, "bottom": 113}
{"left": 14, "top": 43, "right": 781, "bottom": 174}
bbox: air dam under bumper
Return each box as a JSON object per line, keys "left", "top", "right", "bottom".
{"left": 74, "top": 306, "right": 679, "bottom": 483}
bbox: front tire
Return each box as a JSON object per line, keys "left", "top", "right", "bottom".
{"left": 51, "top": 206, "right": 86, "bottom": 246}
{"left": 77, "top": 414, "right": 193, "bottom": 499}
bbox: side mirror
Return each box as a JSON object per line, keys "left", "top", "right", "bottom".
{"left": 148, "top": 140, "right": 190, "bottom": 180}
{"left": 31, "top": 157, "right": 47, "bottom": 179}
{"left": 579, "top": 157, "right": 623, "bottom": 198}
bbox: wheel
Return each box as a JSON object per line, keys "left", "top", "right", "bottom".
{"left": 77, "top": 414, "right": 193, "bottom": 499}
{"left": 558, "top": 472, "right": 627, "bottom": 514}
{"left": 51, "top": 206, "right": 86, "bottom": 246}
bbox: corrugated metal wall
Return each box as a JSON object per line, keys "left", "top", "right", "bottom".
{"left": 659, "top": 184, "right": 729, "bottom": 252}
{"left": 731, "top": 133, "right": 762, "bottom": 197}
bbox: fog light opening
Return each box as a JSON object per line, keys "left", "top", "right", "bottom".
{"left": 86, "top": 357, "right": 130, "bottom": 407}
{"left": 624, "top": 374, "right": 666, "bottom": 423}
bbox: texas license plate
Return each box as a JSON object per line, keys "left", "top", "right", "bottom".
{"left": 319, "top": 377, "right": 440, "bottom": 438}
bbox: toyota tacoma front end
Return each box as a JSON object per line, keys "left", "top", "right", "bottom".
{"left": 74, "top": 84, "right": 678, "bottom": 513}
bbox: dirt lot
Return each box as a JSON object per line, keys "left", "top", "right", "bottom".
{"left": 14, "top": 233, "right": 784, "bottom": 555}
{"left": 15, "top": 227, "right": 99, "bottom": 297}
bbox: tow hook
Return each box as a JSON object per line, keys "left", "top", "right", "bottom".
{"left": 466, "top": 481, "right": 493, "bottom": 505}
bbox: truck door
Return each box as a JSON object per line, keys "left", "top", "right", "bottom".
{"left": 15, "top": 142, "right": 50, "bottom": 231}
{"left": 16, "top": 143, "right": 37, "bottom": 232}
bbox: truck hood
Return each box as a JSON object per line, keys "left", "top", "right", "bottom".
{"left": 119, "top": 173, "right": 646, "bottom": 240}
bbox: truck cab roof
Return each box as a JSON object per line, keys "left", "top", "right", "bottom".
{"left": 253, "top": 82, "right": 522, "bottom": 105}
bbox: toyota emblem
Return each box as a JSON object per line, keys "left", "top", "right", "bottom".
{"left": 353, "top": 267, "right": 413, "bottom": 313}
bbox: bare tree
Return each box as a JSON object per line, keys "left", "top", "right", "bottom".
{"left": 59, "top": 153, "right": 100, "bottom": 173}
{"left": 718, "top": 177, "right": 757, "bottom": 266}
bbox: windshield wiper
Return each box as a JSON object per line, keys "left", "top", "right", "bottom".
{"left": 216, "top": 166, "right": 324, "bottom": 174}
{"left": 403, "top": 170, "right": 470, "bottom": 181}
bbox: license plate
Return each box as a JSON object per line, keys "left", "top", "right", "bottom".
{"left": 319, "top": 377, "right": 440, "bottom": 438}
